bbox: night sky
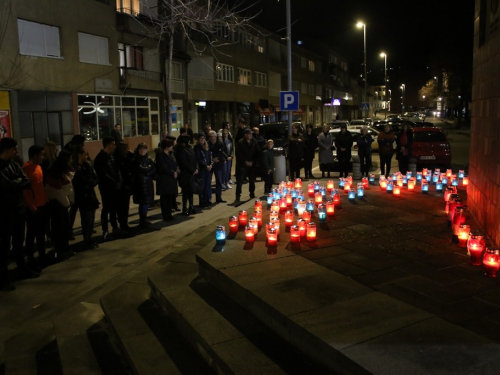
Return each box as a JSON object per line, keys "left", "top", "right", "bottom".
{"left": 238, "top": 0, "right": 475, "bottom": 108}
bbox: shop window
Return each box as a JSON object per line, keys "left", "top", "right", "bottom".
{"left": 78, "top": 32, "right": 109, "bottom": 65}
{"left": 137, "top": 108, "right": 150, "bottom": 135}
{"left": 17, "top": 19, "right": 61, "bottom": 58}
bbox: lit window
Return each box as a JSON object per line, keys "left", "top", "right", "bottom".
{"left": 17, "top": 19, "right": 61, "bottom": 58}
{"left": 308, "top": 60, "right": 315, "bottom": 72}
{"left": 237, "top": 68, "right": 252, "bottom": 85}
{"left": 257, "top": 45, "right": 264, "bottom": 53}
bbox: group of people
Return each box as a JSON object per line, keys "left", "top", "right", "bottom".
{"left": 0, "top": 118, "right": 413, "bottom": 292}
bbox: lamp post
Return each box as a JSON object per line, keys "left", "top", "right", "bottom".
{"left": 357, "top": 22, "right": 367, "bottom": 118}
{"left": 380, "top": 52, "right": 387, "bottom": 119}
{"left": 400, "top": 84, "right": 405, "bottom": 115}
{"left": 286, "top": 0, "right": 292, "bottom": 135}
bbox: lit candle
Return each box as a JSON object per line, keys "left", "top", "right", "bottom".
{"left": 302, "top": 210, "right": 311, "bottom": 224}
{"left": 290, "top": 225, "right": 301, "bottom": 243}
{"left": 357, "top": 186, "right": 364, "bottom": 198}
{"left": 266, "top": 227, "right": 278, "bottom": 246}
{"left": 245, "top": 226, "right": 255, "bottom": 242}
{"left": 286, "top": 180, "right": 294, "bottom": 189}
{"left": 362, "top": 177, "right": 369, "bottom": 189}
{"left": 215, "top": 225, "right": 226, "bottom": 244}
{"left": 344, "top": 182, "right": 351, "bottom": 193}
{"left": 416, "top": 172, "right": 422, "bottom": 181}
{"left": 285, "top": 210, "right": 294, "bottom": 226}
{"left": 297, "top": 219, "right": 307, "bottom": 237}
{"left": 297, "top": 200, "right": 306, "bottom": 216}
{"left": 446, "top": 169, "right": 452, "bottom": 178}
{"left": 267, "top": 193, "right": 274, "bottom": 206}
{"left": 306, "top": 222, "right": 317, "bottom": 241}
{"left": 317, "top": 204, "right": 326, "bottom": 223}
{"left": 458, "top": 170, "right": 465, "bottom": 179}
{"left": 468, "top": 232, "right": 485, "bottom": 265}
{"left": 255, "top": 212, "right": 263, "bottom": 227}
{"left": 270, "top": 210, "right": 279, "bottom": 221}
{"left": 228, "top": 216, "right": 239, "bottom": 233}
{"left": 314, "top": 181, "right": 320, "bottom": 191}
{"left": 326, "top": 180, "right": 334, "bottom": 192}
{"left": 286, "top": 193, "right": 293, "bottom": 207}
{"left": 249, "top": 218, "right": 259, "bottom": 234}
{"left": 315, "top": 192, "right": 323, "bottom": 205}
{"left": 422, "top": 180, "right": 429, "bottom": 193}
{"left": 369, "top": 174, "right": 375, "bottom": 184}
{"left": 279, "top": 197, "right": 287, "bottom": 211}
{"left": 386, "top": 181, "right": 393, "bottom": 193}
{"left": 406, "top": 171, "right": 412, "bottom": 179}
{"left": 457, "top": 224, "right": 470, "bottom": 248}
{"left": 271, "top": 217, "right": 280, "bottom": 235}
{"left": 306, "top": 200, "right": 315, "bottom": 213}
{"left": 463, "top": 177, "right": 469, "bottom": 186}
{"left": 393, "top": 186, "right": 401, "bottom": 195}
{"left": 444, "top": 187, "right": 454, "bottom": 202}
{"left": 432, "top": 174, "right": 439, "bottom": 184}
{"left": 238, "top": 210, "right": 248, "bottom": 226}
{"left": 483, "top": 248, "right": 500, "bottom": 278}
{"left": 326, "top": 200, "right": 335, "bottom": 216}
{"left": 307, "top": 183, "right": 315, "bottom": 197}
{"left": 436, "top": 182, "right": 443, "bottom": 192}
{"left": 271, "top": 200, "right": 279, "bottom": 213}
{"left": 333, "top": 192, "right": 341, "bottom": 207}
{"left": 339, "top": 178, "right": 345, "bottom": 188}
{"left": 294, "top": 178, "right": 302, "bottom": 189}
{"left": 380, "top": 179, "right": 387, "bottom": 191}
{"left": 348, "top": 188, "right": 356, "bottom": 200}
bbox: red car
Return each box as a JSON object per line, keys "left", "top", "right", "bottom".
{"left": 411, "top": 128, "right": 452, "bottom": 168}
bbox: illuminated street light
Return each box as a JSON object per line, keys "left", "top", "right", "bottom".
{"left": 400, "top": 83, "right": 405, "bottom": 115}
{"left": 380, "top": 52, "right": 387, "bottom": 119}
{"left": 357, "top": 21, "right": 367, "bottom": 118}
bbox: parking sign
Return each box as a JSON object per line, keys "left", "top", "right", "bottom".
{"left": 280, "top": 91, "right": 299, "bottom": 111}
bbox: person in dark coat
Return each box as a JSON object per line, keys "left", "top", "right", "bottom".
{"left": 357, "top": 127, "right": 374, "bottom": 177}
{"left": 234, "top": 118, "right": 248, "bottom": 144}
{"left": 303, "top": 124, "right": 318, "bottom": 179}
{"left": 377, "top": 125, "right": 396, "bottom": 177}
{"left": 335, "top": 124, "right": 353, "bottom": 178}
{"left": 318, "top": 124, "right": 334, "bottom": 178}
{"left": 174, "top": 134, "right": 198, "bottom": 215}
{"left": 110, "top": 124, "right": 123, "bottom": 145}
{"left": 194, "top": 132, "right": 213, "bottom": 208}
{"left": 396, "top": 123, "right": 413, "bottom": 173}
{"left": 261, "top": 139, "right": 275, "bottom": 194}
{"left": 72, "top": 147, "right": 100, "bottom": 249}
{"left": 94, "top": 137, "right": 121, "bottom": 240}
{"left": 235, "top": 128, "right": 260, "bottom": 202}
{"left": 132, "top": 143, "right": 156, "bottom": 227}
{"left": 222, "top": 128, "right": 234, "bottom": 187}
{"left": 208, "top": 130, "right": 227, "bottom": 203}
{"left": 114, "top": 142, "right": 134, "bottom": 232}
{"left": 156, "top": 139, "right": 179, "bottom": 221}
{"left": 0, "top": 138, "right": 33, "bottom": 291}
{"left": 287, "top": 124, "right": 305, "bottom": 180}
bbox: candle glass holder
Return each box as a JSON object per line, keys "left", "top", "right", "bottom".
{"left": 306, "top": 222, "right": 317, "bottom": 242}
{"left": 483, "top": 248, "right": 500, "bottom": 277}
{"left": 228, "top": 216, "right": 239, "bottom": 233}
{"left": 215, "top": 225, "right": 226, "bottom": 244}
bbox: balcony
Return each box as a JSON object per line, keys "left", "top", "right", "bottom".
{"left": 120, "top": 68, "right": 163, "bottom": 87}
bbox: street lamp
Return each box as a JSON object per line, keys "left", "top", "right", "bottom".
{"left": 357, "top": 21, "right": 367, "bottom": 118}
{"left": 380, "top": 52, "right": 387, "bottom": 119}
{"left": 400, "top": 84, "right": 405, "bottom": 115}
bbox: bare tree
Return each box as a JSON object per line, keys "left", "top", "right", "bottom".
{"left": 141, "top": 0, "right": 261, "bottom": 133}
{"left": 0, "top": 0, "right": 25, "bottom": 89}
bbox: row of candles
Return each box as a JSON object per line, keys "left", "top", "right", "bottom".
{"left": 443, "top": 183, "right": 500, "bottom": 277}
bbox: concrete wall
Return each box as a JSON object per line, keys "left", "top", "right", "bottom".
{"left": 470, "top": 1, "right": 500, "bottom": 247}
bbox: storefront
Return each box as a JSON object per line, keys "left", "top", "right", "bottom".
{"left": 77, "top": 93, "right": 160, "bottom": 157}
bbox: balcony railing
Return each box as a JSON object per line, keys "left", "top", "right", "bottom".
{"left": 120, "top": 68, "right": 163, "bottom": 84}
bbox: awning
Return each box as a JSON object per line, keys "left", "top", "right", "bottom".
{"left": 274, "top": 106, "right": 304, "bottom": 115}
{"left": 254, "top": 103, "right": 274, "bottom": 116}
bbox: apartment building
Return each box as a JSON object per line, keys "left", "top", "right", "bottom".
{"left": 0, "top": 0, "right": 359, "bottom": 159}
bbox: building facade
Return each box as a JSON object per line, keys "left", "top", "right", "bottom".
{"left": 470, "top": 1, "right": 500, "bottom": 247}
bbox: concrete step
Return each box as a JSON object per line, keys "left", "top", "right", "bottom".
{"left": 2, "top": 302, "right": 128, "bottom": 375}
{"left": 100, "top": 280, "right": 213, "bottom": 375}
{"left": 148, "top": 260, "right": 330, "bottom": 374}
{"left": 195, "top": 240, "right": 500, "bottom": 375}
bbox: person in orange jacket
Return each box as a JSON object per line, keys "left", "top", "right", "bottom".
{"left": 23, "top": 145, "right": 49, "bottom": 272}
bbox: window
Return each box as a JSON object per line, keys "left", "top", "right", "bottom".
{"left": 257, "top": 45, "right": 264, "bottom": 53}
{"left": 292, "top": 54, "right": 300, "bottom": 67}
{"left": 316, "top": 84, "right": 322, "bottom": 96}
{"left": 119, "top": 43, "right": 143, "bottom": 70}
{"left": 301, "top": 57, "right": 307, "bottom": 69}
{"left": 255, "top": 72, "right": 267, "bottom": 87}
{"left": 308, "top": 60, "right": 315, "bottom": 72}
{"left": 301, "top": 82, "right": 307, "bottom": 94}
{"left": 79, "top": 33, "right": 109, "bottom": 65}
{"left": 237, "top": 68, "right": 252, "bottom": 85}
{"left": 17, "top": 19, "right": 61, "bottom": 58}
{"left": 308, "top": 84, "right": 315, "bottom": 96}
{"left": 216, "top": 63, "right": 234, "bottom": 82}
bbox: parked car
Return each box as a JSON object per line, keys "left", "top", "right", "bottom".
{"left": 411, "top": 127, "right": 452, "bottom": 169}
{"left": 349, "top": 119, "right": 366, "bottom": 126}
{"left": 330, "top": 120, "right": 350, "bottom": 129}
{"left": 364, "top": 118, "right": 373, "bottom": 125}
{"left": 373, "top": 119, "right": 416, "bottom": 133}
{"left": 327, "top": 128, "right": 380, "bottom": 171}
{"left": 412, "top": 121, "right": 436, "bottom": 128}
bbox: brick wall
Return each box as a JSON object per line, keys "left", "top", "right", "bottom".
{"left": 470, "top": 1, "right": 500, "bottom": 247}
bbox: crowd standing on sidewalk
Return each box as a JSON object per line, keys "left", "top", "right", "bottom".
{"left": 0, "top": 119, "right": 414, "bottom": 292}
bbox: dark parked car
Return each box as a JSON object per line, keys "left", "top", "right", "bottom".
{"left": 411, "top": 127, "right": 452, "bottom": 169}
{"left": 373, "top": 119, "right": 416, "bottom": 133}
{"left": 258, "top": 122, "right": 303, "bottom": 149}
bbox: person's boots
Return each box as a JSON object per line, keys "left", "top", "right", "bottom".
{"left": 140, "top": 213, "right": 151, "bottom": 227}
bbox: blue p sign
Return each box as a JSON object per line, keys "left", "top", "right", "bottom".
{"left": 280, "top": 91, "right": 299, "bottom": 111}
